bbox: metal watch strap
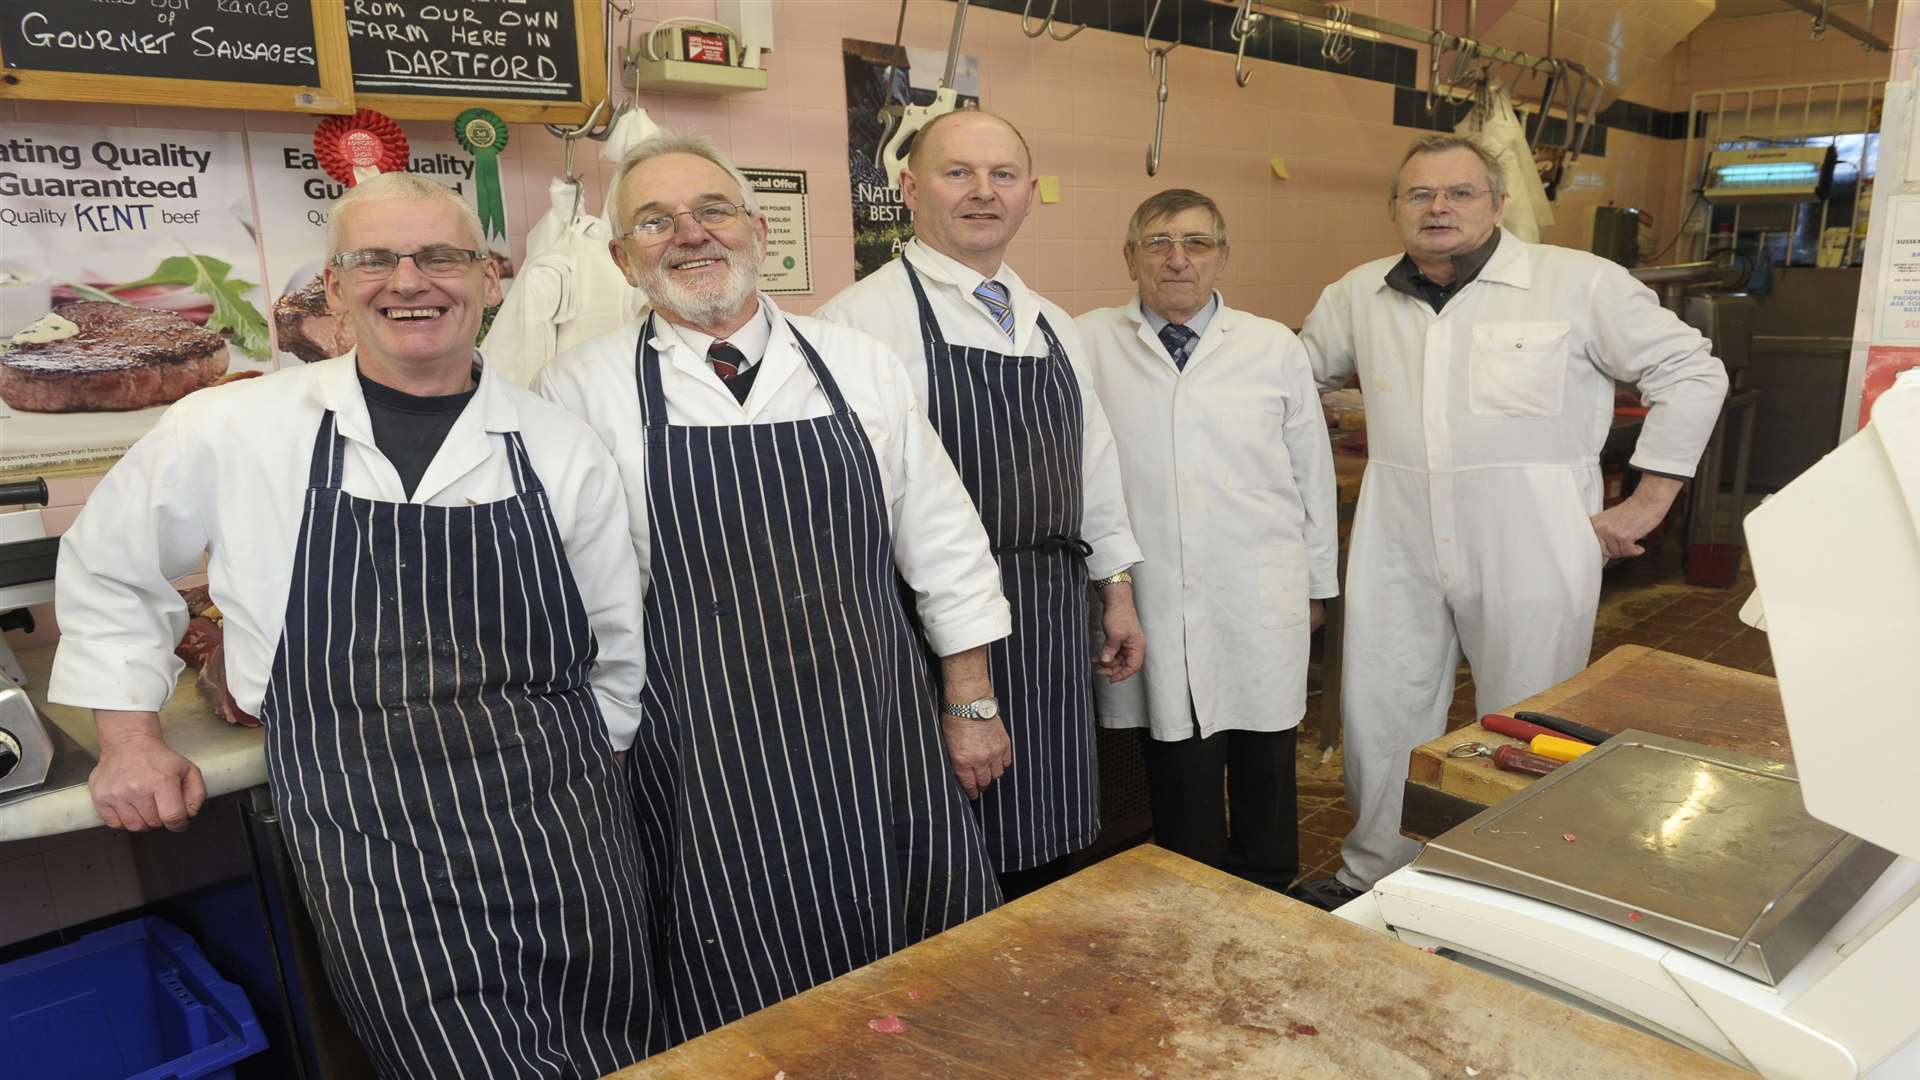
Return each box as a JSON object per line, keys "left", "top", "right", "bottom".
{"left": 1092, "top": 569, "right": 1134, "bottom": 587}
{"left": 942, "top": 697, "right": 999, "bottom": 720}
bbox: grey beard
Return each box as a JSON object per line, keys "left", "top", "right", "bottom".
{"left": 642, "top": 244, "right": 759, "bottom": 325}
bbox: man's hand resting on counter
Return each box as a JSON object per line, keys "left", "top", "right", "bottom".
{"left": 90, "top": 710, "right": 206, "bottom": 833}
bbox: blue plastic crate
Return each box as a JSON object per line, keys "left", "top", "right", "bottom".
{"left": 0, "top": 916, "right": 268, "bottom": 1080}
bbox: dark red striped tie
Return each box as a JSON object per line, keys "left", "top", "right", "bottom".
{"left": 709, "top": 341, "right": 745, "bottom": 381}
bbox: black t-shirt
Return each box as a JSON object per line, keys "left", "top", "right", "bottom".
{"left": 358, "top": 370, "right": 478, "bottom": 498}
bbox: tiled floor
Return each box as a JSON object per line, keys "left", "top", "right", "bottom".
{"left": 1289, "top": 542, "right": 1767, "bottom": 887}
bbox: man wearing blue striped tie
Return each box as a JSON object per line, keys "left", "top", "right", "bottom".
{"left": 819, "top": 109, "right": 1147, "bottom": 900}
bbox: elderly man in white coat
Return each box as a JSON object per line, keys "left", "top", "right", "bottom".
{"left": 1290, "top": 134, "right": 1729, "bottom": 910}
{"left": 817, "top": 109, "right": 1146, "bottom": 900}
{"left": 538, "top": 130, "right": 1010, "bottom": 1048}
{"left": 1076, "top": 189, "right": 1338, "bottom": 892}
{"left": 55, "top": 172, "right": 658, "bottom": 1077}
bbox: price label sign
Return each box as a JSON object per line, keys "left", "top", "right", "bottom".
{"left": 682, "top": 30, "right": 730, "bottom": 65}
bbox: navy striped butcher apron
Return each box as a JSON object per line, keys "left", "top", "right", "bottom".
{"left": 259, "top": 411, "right": 656, "bottom": 1079}
{"left": 904, "top": 259, "right": 1099, "bottom": 873}
{"left": 625, "top": 316, "right": 999, "bottom": 1047}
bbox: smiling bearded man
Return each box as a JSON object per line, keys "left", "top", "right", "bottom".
{"left": 538, "top": 130, "right": 1012, "bottom": 1049}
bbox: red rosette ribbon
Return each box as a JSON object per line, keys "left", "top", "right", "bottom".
{"left": 314, "top": 110, "right": 410, "bottom": 186}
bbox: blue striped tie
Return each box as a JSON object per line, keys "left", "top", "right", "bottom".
{"left": 973, "top": 279, "right": 1016, "bottom": 341}
{"left": 1158, "top": 323, "right": 1198, "bottom": 369}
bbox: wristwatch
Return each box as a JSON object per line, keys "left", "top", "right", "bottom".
{"left": 942, "top": 696, "right": 1001, "bottom": 721}
{"left": 1092, "top": 570, "right": 1134, "bottom": 587}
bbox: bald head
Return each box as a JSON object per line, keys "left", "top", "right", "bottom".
{"left": 906, "top": 108, "right": 1033, "bottom": 176}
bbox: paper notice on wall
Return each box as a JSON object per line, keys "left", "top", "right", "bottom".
{"left": 0, "top": 122, "right": 268, "bottom": 474}
{"left": 1875, "top": 196, "right": 1920, "bottom": 344}
{"left": 245, "top": 131, "right": 512, "bottom": 368}
{"left": 742, "top": 168, "right": 811, "bottom": 296}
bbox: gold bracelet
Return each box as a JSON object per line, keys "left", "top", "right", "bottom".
{"left": 1092, "top": 570, "right": 1133, "bottom": 587}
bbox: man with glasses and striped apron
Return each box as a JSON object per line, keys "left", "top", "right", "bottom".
{"left": 819, "top": 110, "right": 1146, "bottom": 899}
{"left": 541, "top": 131, "right": 1010, "bottom": 1047}
{"left": 55, "top": 173, "right": 658, "bottom": 1078}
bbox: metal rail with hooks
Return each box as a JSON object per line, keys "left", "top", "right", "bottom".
{"left": 1776, "top": 0, "right": 1889, "bottom": 51}
{"left": 1022, "top": 0, "right": 1087, "bottom": 41}
{"left": 1142, "top": 0, "right": 1181, "bottom": 176}
{"left": 545, "top": 0, "right": 630, "bottom": 143}
{"left": 1237, "top": 0, "right": 1603, "bottom": 153}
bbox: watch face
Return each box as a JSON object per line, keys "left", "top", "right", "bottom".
{"left": 975, "top": 698, "right": 1000, "bottom": 720}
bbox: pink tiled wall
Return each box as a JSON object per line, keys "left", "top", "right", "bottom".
{"left": 0, "top": 0, "right": 1878, "bottom": 661}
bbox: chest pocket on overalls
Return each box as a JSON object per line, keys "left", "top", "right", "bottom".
{"left": 1467, "top": 321, "right": 1571, "bottom": 418}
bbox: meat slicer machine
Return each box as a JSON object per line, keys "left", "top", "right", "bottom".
{"left": 1339, "top": 373, "right": 1920, "bottom": 1078}
{"left": 0, "top": 478, "right": 86, "bottom": 803}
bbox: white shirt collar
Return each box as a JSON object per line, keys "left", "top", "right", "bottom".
{"left": 903, "top": 237, "right": 1030, "bottom": 303}
{"left": 649, "top": 296, "right": 775, "bottom": 371}
{"left": 1141, "top": 291, "right": 1220, "bottom": 339}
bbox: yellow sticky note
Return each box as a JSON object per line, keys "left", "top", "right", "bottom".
{"left": 1038, "top": 175, "right": 1062, "bottom": 203}
{"left": 1269, "top": 156, "right": 1289, "bottom": 179}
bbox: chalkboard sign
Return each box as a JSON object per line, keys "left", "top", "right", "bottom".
{"left": 0, "top": 0, "right": 352, "bottom": 113}
{"left": 350, "top": 0, "right": 605, "bottom": 124}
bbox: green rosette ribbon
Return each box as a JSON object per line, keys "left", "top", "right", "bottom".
{"left": 455, "top": 108, "right": 510, "bottom": 242}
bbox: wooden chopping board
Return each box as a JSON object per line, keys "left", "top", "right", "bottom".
{"left": 1405, "top": 645, "right": 1789, "bottom": 839}
{"left": 608, "top": 845, "right": 1743, "bottom": 1079}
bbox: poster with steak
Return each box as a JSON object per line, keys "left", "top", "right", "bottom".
{"left": 0, "top": 122, "right": 270, "bottom": 472}
{"left": 246, "top": 129, "right": 514, "bottom": 370}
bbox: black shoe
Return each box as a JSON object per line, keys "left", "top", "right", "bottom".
{"left": 1287, "top": 877, "right": 1365, "bottom": 911}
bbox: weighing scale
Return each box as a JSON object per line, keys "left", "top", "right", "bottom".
{"left": 1342, "top": 372, "right": 1920, "bottom": 1078}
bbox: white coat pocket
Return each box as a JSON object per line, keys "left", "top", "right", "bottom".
{"left": 1468, "top": 321, "right": 1570, "bottom": 418}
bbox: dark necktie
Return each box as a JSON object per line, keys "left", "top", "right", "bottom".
{"left": 709, "top": 341, "right": 753, "bottom": 404}
{"left": 1158, "top": 323, "right": 1198, "bottom": 369}
{"left": 709, "top": 340, "right": 745, "bottom": 380}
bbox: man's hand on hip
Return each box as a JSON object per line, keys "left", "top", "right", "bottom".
{"left": 1589, "top": 474, "right": 1685, "bottom": 560}
{"left": 941, "top": 715, "right": 1012, "bottom": 800}
{"left": 90, "top": 710, "right": 207, "bottom": 832}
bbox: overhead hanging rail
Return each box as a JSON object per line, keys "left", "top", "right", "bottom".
{"left": 1775, "top": 0, "right": 1889, "bottom": 51}
{"left": 1238, "top": 0, "right": 1603, "bottom": 150}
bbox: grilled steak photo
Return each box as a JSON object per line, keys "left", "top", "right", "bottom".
{"left": 272, "top": 277, "right": 353, "bottom": 364}
{"left": 0, "top": 302, "right": 228, "bottom": 412}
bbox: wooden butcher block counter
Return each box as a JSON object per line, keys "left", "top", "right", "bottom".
{"left": 609, "top": 845, "right": 1742, "bottom": 1079}
{"left": 1402, "top": 645, "right": 1791, "bottom": 842}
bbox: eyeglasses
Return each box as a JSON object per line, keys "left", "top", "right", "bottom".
{"left": 331, "top": 246, "right": 488, "bottom": 279}
{"left": 1136, "top": 234, "right": 1222, "bottom": 257}
{"left": 627, "top": 202, "right": 751, "bottom": 243}
{"left": 1399, "top": 185, "right": 1493, "bottom": 208}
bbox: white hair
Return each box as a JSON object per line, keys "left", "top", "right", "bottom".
{"left": 327, "top": 172, "right": 487, "bottom": 254}
{"left": 603, "top": 128, "right": 760, "bottom": 235}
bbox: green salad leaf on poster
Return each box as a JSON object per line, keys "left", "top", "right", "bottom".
{"left": 64, "top": 281, "right": 126, "bottom": 304}
{"left": 100, "top": 249, "right": 273, "bottom": 360}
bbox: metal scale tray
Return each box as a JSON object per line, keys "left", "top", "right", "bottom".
{"left": 1410, "top": 730, "right": 1894, "bottom": 985}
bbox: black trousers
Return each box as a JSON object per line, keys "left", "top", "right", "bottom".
{"left": 1140, "top": 718, "right": 1299, "bottom": 892}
